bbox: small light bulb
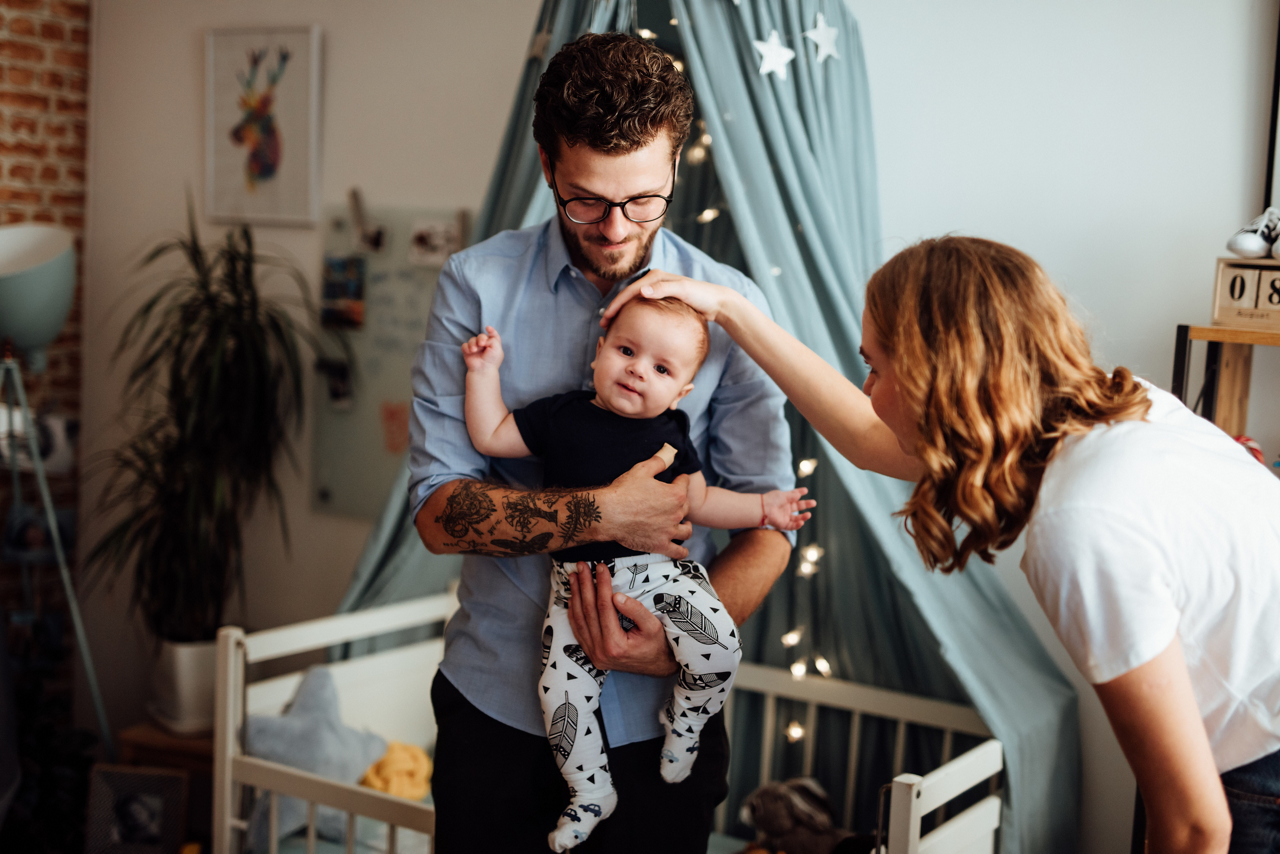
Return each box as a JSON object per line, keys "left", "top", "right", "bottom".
{"left": 696, "top": 208, "right": 720, "bottom": 224}
{"left": 802, "top": 545, "right": 824, "bottom": 563}
{"left": 790, "top": 660, "right": 808, "bottom": 679}
{"left": 699, "top": 132, "right": 713, "bottom": 146}
{"left": 814, "top": 655, "right": 832, "bottom": 677}
{"left": 637, "top": 28, "right": 658, "bottom": 39}
{"left": 685, "top": 145, "right": 707, "bottom": 166}
{"left": 672, "top": 59, "right": 684, "bottom": 73}
{"left": 786, "top": 720, "right": 805, "bottom": 742}
{"left": 797, "top": 458, "right": 818, "bottom": 477}
{"left": 798, "top": 561, "right": 816, "bottom": 577}
{"left": 670, "top": 17, "right": 679, "bottom": 25}
{"left": 781, "top": 628, "right": 803, "bottom": 647}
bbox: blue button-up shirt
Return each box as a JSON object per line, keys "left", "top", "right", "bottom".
{"left": 409, "top": 219, "right": 794, "bottom": 744}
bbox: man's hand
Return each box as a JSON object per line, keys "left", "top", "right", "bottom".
{"left": 568, "top": 562, "right": 677, "bottom": 677}
{"left": 598, "top": 452, "right": 692, "bottom": 560}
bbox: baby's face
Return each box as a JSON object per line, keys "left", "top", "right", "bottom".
{"left": 591, "top": 304, "right": 703, "bottom": 419}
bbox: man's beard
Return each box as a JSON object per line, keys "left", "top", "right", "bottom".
{"left": 560, "top": 219, "right": 659, "bottom": 284}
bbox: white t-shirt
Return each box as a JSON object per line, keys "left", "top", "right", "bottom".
{"left": 1022, "top": 383, "right": 1280, "bottom": 773}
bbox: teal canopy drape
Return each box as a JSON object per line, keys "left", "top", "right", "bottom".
{"left": 338, "top": 2, "right": 1080, "bottom": 851}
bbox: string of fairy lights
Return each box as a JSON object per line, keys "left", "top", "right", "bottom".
{"left": 783, "top": 456, "right": 825, "bottom": 741}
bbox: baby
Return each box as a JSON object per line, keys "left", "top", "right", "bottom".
{"left": 462, "top": 296, "right": 813, "bottom": 852}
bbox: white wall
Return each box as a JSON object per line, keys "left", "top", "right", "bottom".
{"left": 78, "top": 0, "right": 541, "bottom": 735}
{"left": 845, "top": 1, "right": 1280, "bottom": 851}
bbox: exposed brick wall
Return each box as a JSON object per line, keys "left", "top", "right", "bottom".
{"left": 0, "top": 0, "right": 89, "bottom": 715}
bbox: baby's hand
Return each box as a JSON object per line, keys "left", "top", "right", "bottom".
{"left": 461, "top": 326, "right": 504, "bottom": 372}
{"left": 762, "top": 487, "right": 815, "bottom": 531}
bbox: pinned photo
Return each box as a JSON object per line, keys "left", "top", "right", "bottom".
{"left": 320, "top": 255, "right": 366, "bottom": 330}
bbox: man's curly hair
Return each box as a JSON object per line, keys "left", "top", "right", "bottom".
{"left": 533, "top": 32, "right": 694, "bottom": 163}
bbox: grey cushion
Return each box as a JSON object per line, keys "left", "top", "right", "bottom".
{"left": 246, "top": 666, "right": 386, "bottom": 852}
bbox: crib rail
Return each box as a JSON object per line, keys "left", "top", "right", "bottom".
{"left": 718, "top": 662, "right": 992, "bottom": 834}
{"left": 887, "top": 738, "right": 1003, "bottom": 854}
{"left": 215, "top": 592, "right": 457, "bottom": 854}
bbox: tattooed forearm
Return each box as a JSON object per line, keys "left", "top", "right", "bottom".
{"left": 426, "top": 480, "right": 604, "bottom": 557}
{"left": 559, "top": 494, "right": 602, "bottom": 546}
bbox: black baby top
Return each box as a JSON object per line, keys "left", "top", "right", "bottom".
{"left": 511, "top": 389, "right": 701, "bottom": 563}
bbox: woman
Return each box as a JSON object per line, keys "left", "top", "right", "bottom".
{"left": 603, "top": 236, "right": 1280, "bottom": 853}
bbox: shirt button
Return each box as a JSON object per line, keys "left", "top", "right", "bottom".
{"left": 597, "top": 308, "right": 605, "bottom": 317}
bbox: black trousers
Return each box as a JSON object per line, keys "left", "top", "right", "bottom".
{"left": 430, "top": 671, "right": 730, "bottom": 853}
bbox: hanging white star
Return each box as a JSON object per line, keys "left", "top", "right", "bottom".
{"left": 753, "top": 30, "right": 796, "bottom": 80}
{"left": 804, "top": 13, "right": 840, "bottom": 63}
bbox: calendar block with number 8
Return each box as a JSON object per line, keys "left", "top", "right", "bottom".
{"left": 1213, "top": 257, "right": 1280, "bottom": 331}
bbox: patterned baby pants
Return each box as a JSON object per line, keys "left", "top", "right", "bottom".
{"left": 538, "top": 553, "right": 742, "bottom": 851}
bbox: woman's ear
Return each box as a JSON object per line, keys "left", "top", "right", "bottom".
{"left": 668, "top": 383, "right": 695, "bottom": 409}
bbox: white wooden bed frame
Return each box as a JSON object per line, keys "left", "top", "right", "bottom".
{"left": 213, "top": 593, "right": 1002, "bottom": 854}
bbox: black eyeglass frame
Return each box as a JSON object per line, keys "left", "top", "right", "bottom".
{"left": 548, "top": 160, "right": 676, "bottom": 224}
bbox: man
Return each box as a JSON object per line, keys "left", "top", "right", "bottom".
{"left": 410, "top": 32, "right": 795, "bottom": 853}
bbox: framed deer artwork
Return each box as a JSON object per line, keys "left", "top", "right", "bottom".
{"left": 206, "top": 26, "right": 321, "bottom": 226}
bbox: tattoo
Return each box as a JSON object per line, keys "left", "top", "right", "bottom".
{"left": 434, "top": 481, "right": 598, "bottom": 557}
{"left": 436, "top": 481, "right": 498, "bottom": 539}
{"left": 559, "top": 494, "right": 602, "bottom": 546}
{"left": 490, "top": 532, "right": 556, "bottom": 556}
{"left": 503, "top": 493, "right": 559, "bottom": 534}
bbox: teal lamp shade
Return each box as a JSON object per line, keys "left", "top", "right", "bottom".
{"left": 0, "top": 224, "right": 76, "bottom": 374}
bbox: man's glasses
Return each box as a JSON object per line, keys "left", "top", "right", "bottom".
{"left": 549, "top": 161, "right": 675, "bottom": 224}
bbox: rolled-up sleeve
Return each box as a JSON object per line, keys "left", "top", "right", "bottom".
{"left": 409, "top": 255, "right": 489, "bottom": 519}
{"left": 706, "top": 282, "right": 796, "bottom": 544}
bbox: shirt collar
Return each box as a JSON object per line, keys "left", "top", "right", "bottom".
{"left": 541, "top": 217, "right": 672, "bottom": 295}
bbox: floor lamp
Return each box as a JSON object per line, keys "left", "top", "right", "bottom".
{"left": 0, "top": 223, "right": 114, "bottom": 761}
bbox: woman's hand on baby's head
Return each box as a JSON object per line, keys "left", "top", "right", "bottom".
{"left": 461, "top": 326, "right": 504, "bottom": 372}
{"left": 762, "top": 487, "right": 816, "bottom": 531}
{"left": 600, "top": 269, "right": 731, "bottom": 328}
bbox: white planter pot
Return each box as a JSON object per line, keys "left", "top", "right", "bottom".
{"left": 149, "top": 638, "right": 217, "bottom": 735}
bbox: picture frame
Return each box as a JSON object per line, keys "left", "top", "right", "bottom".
{"left": 84, "top": 764, "right": 189, "bottom": 854}
{"left": 206, "top": 25, "right": 321, "bottom": 227}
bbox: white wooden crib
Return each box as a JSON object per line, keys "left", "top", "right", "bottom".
{"left": 213, "top": 593, "right": 1002, "bottom": 854}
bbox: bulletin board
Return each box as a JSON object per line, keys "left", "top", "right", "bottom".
{"left": 310, "top": 204, "right": 467, "bottom": 519}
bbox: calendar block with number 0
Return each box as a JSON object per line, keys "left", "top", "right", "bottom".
{"left": 1213, "top": 257, "right": 1280, "bottom": 331}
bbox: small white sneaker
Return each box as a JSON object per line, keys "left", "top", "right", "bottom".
{"left": 1227, "top": 207, "right": 1280, "bottom": 258}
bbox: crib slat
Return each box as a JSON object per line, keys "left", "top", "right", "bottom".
{"left": 801, "top": 702, "right": 818, "bottom": 777}
{"left": 760, "top": 692, "right": 776, "bottom": 785}
{"left": 306, "top": 801, "right": 316, "bottom": 854}
{"left": 388, "top": 824, "right": 398, "bottom": 854}
{"left": 937, "top": 729, "right": 955, "bottom": 823}
{"left": 892, "top": 719, "right": 907, "bottom": 777}
{"left": 347, "top": 813, "right": 356, "bottom": 854}
{"left": 269, "top": 791, "right": 279, "bottom": 854}
{"left": 843, "top": 711, "right": 861, "bottom": 830}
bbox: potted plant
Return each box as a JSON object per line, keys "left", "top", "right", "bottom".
{"left": 86, "top": 203, "right": 330, "bottom": 733}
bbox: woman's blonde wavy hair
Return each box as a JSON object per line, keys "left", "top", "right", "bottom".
{"left": 865, "top": 236, "right": 1151, "bottom": 573}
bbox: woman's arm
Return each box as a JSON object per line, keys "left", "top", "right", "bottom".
{"left": 603, "top": 274, "right": 923, "bottom": 481}
{"left": 462, "top": 326, "right": 531, "bottom": 458}
{"left": 1094, "top": 637, "right": 1231, "bottom": 854}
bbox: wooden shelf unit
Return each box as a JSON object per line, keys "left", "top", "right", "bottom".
{"left": 1171, "top": 325, "right": 1280, "bottom": 436}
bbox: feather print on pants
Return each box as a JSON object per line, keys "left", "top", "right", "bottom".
{"left": 652, "top": 593, "right": 729, "bottom": 649}
{"left": 547, "top": 691, "right": 578, "bottom": 770}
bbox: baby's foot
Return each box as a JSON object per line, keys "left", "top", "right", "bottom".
{"left": 548, "top": 788, "right": 618, "bottom": 852}
{"left": 657, "top": 699, "right": 702, "bottom": 783}
{"left": 659, "top": 733, "right": 700, "bottom": 783}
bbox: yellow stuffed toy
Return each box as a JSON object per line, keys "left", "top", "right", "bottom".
{"left": 360, "top": 741, "right": 432, "bottom": 800}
